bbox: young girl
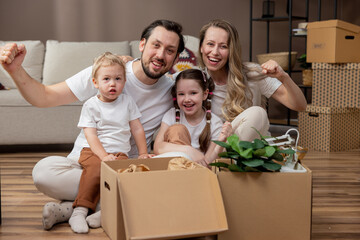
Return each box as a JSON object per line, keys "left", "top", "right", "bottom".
{"left": 154, "top": 69, "right": 232, "bottom": 166}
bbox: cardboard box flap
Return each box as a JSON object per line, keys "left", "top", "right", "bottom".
{"left": 117, "top": 167, "right": 228, "bottom": 240}
{"left": 307, "top": 19, "right": 360, "bottom": 34}
{"left": 305, "top": 105, "right": 360, "bottom": 115}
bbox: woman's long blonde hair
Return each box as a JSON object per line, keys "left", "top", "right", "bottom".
{"left": 198, "top": 19, "right": 253, "bottom": 122}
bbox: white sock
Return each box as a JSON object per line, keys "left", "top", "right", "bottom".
{"left": 42, "top": 201, "right": 73, "bottom": 230}
{"left": 69, "top": 207, "right": 89, "bottom": 234}
{"left": 86, "top": 210, "right": 101, "bottom": 228}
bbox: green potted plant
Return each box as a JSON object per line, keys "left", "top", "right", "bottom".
{"left": 297, "top": 54, "right": 313, "bottom": 86}
{"left": 210, "top": 129, "right": 295, "bottom": 172}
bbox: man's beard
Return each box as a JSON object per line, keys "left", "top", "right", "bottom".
{"left": 141, "top": 58, "right": 166, "bottom": 80}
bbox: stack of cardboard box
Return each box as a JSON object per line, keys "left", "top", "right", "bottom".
{"left": 299, "top": 19, "right": 360, "bottom": 152}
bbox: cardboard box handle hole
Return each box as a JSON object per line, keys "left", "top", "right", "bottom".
{"left": 345, "top": 35, "right": 354, "bottom": 40}
{"left": 308, "top": 112, "right": 319, "bottom": 117}
{"left": 104, "top": 181, "right": 110, "bottom": 191}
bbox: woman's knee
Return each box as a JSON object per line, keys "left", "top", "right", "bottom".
{"left": 231, "top": 106, "right": 269, "bottom": 141}
{"left": 245, "top": 106, "right": 267, "bottom": 120}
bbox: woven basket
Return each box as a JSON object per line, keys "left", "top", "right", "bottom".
{"left": 256, "top": 51, "right": 298, "bottom": 71}
{"left": 302, "top": 69, "right": 313, "bottom": 86}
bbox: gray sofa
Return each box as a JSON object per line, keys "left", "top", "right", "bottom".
{"left": 0, "top": 36, "right": 200, "bottom": 146}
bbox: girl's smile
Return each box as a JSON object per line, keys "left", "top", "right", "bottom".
{"left": 176, "top": 78, "right": 208, "bottom": 124}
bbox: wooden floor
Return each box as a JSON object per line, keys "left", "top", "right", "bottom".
{"left": 0, "top": 149, "right": 359, "bottom": 239}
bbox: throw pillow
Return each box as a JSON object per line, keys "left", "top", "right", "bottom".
{"left": 169, "top": 47, "right": 197, "bottom": 74}
{"left": 0, "top": 82, "right": 9, "bottom": 90}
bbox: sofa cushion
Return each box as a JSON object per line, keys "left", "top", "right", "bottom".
{"left": 130, "top": 40, "right": 141, "bottom": 59}
{"left": 0, "top": 89, "right": 83, "bottom": 107}
{"left": 43, "top": 40, "right": 130, "bottom": 86}
{"left": 183, "top": 35, "right": 200, "bottom": 56}
{"left": 0, "top": 40, "right": 45, "bottom": 89}
{"left": 0, "top": 82, "right": 9, "bottom": 90}
{"left": 0, "top": 89, "right": 31, "bottom": 106}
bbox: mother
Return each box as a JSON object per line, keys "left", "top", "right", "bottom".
{"left": 156, "top": 19, "right": 307, "bottom": 163}
{"left": 199, "top": 19, "right": 306, "bottom": 141}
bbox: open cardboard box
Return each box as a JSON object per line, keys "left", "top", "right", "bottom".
{"left": 213, "top": 159, "right": 312, "bottom": 240}
{"left": 101, "top": 157, "right": 228, "bottom": 240}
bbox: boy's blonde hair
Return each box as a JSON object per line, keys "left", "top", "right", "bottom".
{"left": 92, "top": 52, "right": 126, "bottom": 79}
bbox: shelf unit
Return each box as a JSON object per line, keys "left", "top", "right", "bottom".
{"left": 249, "top": 0, "right": 309, "bottom": 126}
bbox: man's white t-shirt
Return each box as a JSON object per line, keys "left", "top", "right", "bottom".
{"left": 78, "top": 94, "right": 141, "bottom": 154}
{"left": 161, "top": 107, "right": 223, "bottom": 152}
{"left": 66, "top": 59, "right": 174, "bottom": 159}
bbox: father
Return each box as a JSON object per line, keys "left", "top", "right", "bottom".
{"left": 0, "top": 19, "right": 184, "bottom": 230}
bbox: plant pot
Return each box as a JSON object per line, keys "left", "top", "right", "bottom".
{"left": 302, "top": 69, "right": 313, "bottom": 86}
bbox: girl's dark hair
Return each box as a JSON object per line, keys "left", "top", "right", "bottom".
{"left": 171, "top": 69, "right": 215, "bottom": 152}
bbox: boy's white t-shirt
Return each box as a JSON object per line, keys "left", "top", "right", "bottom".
{"left": 66, "top": 59, "right": 174, "bottom": 159}
{"left": 161, "top": 107, "right": 223, "bottom": 152}
{"left": 78, "top": 94, "right": 141, "bottom": 154}
{"left": 211, "top": 76, "right": 282, "bottom": 122}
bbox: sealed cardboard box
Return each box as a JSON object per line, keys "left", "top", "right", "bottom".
{"left": 307, "top": 20, "right": 360, "bottom": 63}
{"left": 312, "top": 62, "right": 360, "bottom": 108}
{"left": 299, "top": 105, "right": 360, "bottom": 152}
{"left": 215, "top": 162, "right": 312, "bottom": 240}
{"left": 100, "top": 157, "right": 228, "bottom": 240}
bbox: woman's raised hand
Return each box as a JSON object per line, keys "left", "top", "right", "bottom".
{"left": 261, "top": 59, "right": 288, "bottom": 81}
